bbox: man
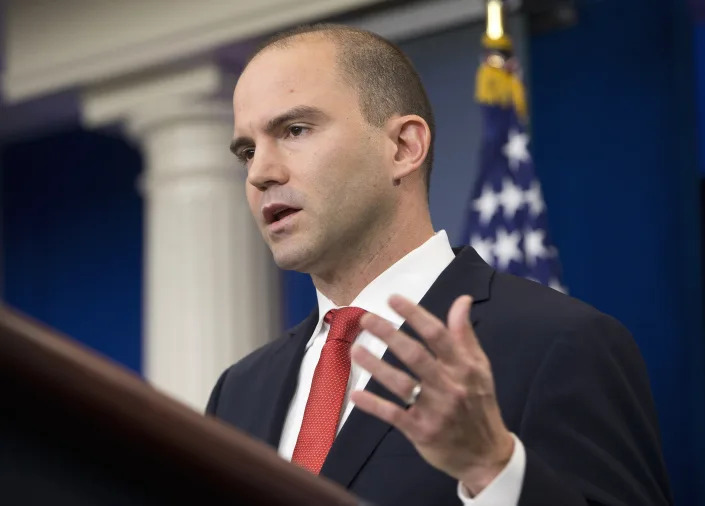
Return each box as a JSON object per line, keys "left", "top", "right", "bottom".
{"left": 206, "top": 23, "right": 672, "bottom": 505}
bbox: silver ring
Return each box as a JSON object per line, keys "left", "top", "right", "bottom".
{"left": 406, "top": 382, "right": 422, "bottom": 406}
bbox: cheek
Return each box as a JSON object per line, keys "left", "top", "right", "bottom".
{"left": 245, "top": 186, "right": 261, "bottom": 221}
{"left": 291, "top": 127, "right": 386, "bottom": 204}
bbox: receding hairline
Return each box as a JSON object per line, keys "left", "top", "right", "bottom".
{"left": 242, "top": 28, "right": 427, "bottom": 130}
{"left": 242, "top": 30, "right": 359, "bottom": 95}
{"left": 246, "top": 26, "right": 389, "bottom": 65}
{"left": 241, "top": 24, "right": 436, "bottom": 194}
{"left": 235, "top": 32, "right": 374, "bottom": 130}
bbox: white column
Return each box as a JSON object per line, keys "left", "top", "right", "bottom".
{"left": 126, "top": 97, "right": 279, "bottom": 411}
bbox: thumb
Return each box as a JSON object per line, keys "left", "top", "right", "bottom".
{"left": 447, "top": 295, "right": 474, "bottom": 341}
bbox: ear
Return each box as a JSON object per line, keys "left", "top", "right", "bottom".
{"left": 387, "top": 115, "right": 431, "bottom": 183}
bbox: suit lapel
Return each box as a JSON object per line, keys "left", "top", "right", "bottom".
{"left": 257, "top": 309, "right": 319, "bottom": 448}
{"left": 320, "top": 247, "right": 494, "bottom": 486}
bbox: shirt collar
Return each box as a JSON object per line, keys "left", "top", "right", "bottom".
{"left": 307, "top": 230, "right": 456, "bottom": 350}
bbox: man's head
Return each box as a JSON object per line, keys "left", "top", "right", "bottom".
{"left": 244, "top": 24, "right": 436, "bottom": 186}
{"left": 231, "top": 24, "right": 435, "bottom": 276}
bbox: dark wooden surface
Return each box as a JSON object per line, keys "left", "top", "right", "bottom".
{"left": 0, "top": 304, "right": 362, "bottom": 505}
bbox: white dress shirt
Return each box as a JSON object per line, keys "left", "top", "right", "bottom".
{"left": 277, "top": 230, "right": 526, "bottom": 505}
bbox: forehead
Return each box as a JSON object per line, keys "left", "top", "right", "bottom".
{"left": 233, "top": 37, "right": 355, "bottom": 130}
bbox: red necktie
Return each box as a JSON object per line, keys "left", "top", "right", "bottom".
{"left": 291, "top": 306, "right": 366, "bottom": 474}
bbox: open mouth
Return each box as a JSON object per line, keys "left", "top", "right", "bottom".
{"left": 263, "top": 204, "right": 301, "bottom": 225}
{"left": 273, "top": 208, "right": 298, "bottom": 222}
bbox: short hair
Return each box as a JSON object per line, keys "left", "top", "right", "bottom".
{"left": 245, "top": 23, "right": 436, "bottom": 194}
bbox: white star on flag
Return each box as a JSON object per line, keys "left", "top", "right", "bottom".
{"left": 524, "top": 228, "right": 548, "bottom": 266}
{"left": 524, "top": 181, "right": 545, "bottom": 217}
{"left": 498, "top": 178, "right": 525, "bottom": 220}
{"left": 470, "top": 235, "right": 495, "bottom": 264}
{"left": 494, "top": 228, "right": 523, "bottom": 270}
{"left": 502, "top": 129, "right": 531, "bottom": 170}
{"left": 472, "top": 184, "right": 500, "bottom": 225}
{"left": 463, "top": 65, "right": 567, "bottom": 294}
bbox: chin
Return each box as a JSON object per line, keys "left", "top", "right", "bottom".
{"left": 270, "top": 244, "right": 317, "bottom": 273}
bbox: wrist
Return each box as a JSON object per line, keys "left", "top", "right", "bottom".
{"left": 460, "top": 432, "right": 515, "bottom": 497}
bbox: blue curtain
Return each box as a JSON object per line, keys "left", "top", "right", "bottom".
{"left": 530, "top": 0, "right": 705, "bottom": 503}
{"left": 1, "top": 128, "right": 143, "bottom": 374}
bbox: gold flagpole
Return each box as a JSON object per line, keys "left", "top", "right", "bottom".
{"left": 476, "top": 0, "right": 527, "bottom": 120}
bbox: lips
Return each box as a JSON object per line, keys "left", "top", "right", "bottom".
{"left": 262, "top": 203, "right": 302, "bottom": 225}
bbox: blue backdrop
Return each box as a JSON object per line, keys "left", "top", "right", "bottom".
{"left": 529, "top": 0, "right": 705, "bottom": 503}
{"left": 698, "top": 21, "right": 705, "bottom": 177}
{"left": 1, "top": 129, "right": 143, "bottom": 373}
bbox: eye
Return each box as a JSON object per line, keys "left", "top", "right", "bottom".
{"left": 287, "top": 125, "right": 309, "bottom": 137}
{"left": 236, "top": 148, "right": 255, "bottom": 163}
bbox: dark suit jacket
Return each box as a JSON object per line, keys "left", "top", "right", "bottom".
{"left": 206, "top": 247, "right": 673, "bottom": 505}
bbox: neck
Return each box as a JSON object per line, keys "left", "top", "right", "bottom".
{"left": 311, "top": 212, "right": 434, "bottom": 307}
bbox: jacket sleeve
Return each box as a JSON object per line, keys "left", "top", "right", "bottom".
{"left": 517, "top": 313, "right": 673, "bottom": 506}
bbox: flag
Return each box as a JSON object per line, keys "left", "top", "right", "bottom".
{"left": 461, "top": 28, "right": 567, "bottom": 293}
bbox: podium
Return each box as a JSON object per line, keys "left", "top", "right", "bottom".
{"left": 0, "top": 305, "right": 361, "bottom": 505}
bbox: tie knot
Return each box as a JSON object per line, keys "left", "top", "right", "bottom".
{"left": 324, "top": 307, "right": 367, "bottom": 344}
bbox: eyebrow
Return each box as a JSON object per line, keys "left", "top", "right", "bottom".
{"left": 229, "top": 105, "right": 328, "bottom": 155}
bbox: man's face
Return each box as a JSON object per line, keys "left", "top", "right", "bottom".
{"left": 232, "top": 37, "right": 395, "bottom": 274}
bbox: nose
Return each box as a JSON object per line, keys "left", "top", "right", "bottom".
{"left": 247, "top": 142, "right": 289, "bottom": 191}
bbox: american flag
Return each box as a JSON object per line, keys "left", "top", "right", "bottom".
{"left": 462, "top": 56, "right": 567, "bottom": 293}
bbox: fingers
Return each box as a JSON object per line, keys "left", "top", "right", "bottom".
{"left": 359, "top": 312, "right": 441, "bottom": 387}
{"left": 349, "top": 389, "right": 415, "bottom": 436}
{"left": 350, "top": 295, "right": 507, "bottom": 483}
{"left": 351, "top": 345, "right": 420, "bottom": 404}
{"left": 447, "top": 295, "right": 480, "bottom": 350}
{"left": 388, "top": 294, "right": 482, "bottom": 364}
{"left": 386, "top": 295, "right": 458, "bottom": 364}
